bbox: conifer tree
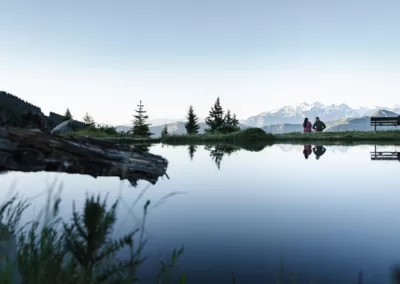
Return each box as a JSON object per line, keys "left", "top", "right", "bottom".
{"left": 131, "top": 100, "right": 152, "bottom": 137}
{"left": 185, "top": 105, "right": 200, "bottom": 134}
{"left": 82, "top": 112, "right": 95, "bottom": 127}
{"left": 231, "top": 113, "right": 239, "bottom": 127}
{"left": 224, "top": 110, "right": 233, "bottom": 126}
{"left": 64, "top": 108, "right": 73, "bottom": 121}
{"left": 224, "top": 110, "right": 239, "bottom": 127}
{"left": 161, "top": 124, "right": 169, "bottom": 138}
{"left": 205, "top": 97, "right": 224, "bottom": 132}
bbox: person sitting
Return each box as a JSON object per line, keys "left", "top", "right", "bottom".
{"left": 303, "top": 118, "right": 312, "bottom": 133}
{"left": 313, "top": 117, "right": 326, "bottom": 132}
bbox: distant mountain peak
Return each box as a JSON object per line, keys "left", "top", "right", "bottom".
{"left": 243, "top": 101, "right": 360, "bottom": 127}
{"left": 312, "top": 101, "right": 324, "bottom": 107}
{"left": 371, "top": 109, "right": 399, "bottom": 117}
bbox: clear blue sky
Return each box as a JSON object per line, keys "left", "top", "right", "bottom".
{"left": 1, "top": 0, "right": 400, "bottom": 124}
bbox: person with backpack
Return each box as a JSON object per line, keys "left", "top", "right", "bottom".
{"left": 313, "top": 117, "right": 326, "bottom": 132}
{"left": 303, "top": 117, "right": 312, "bottom": 133}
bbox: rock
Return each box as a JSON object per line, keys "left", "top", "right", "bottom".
{"left": 0, "top": 128, "right": 7, "bottom": 139}
{"left": 21, "top": 111, "right": 48, "bottom": 132}
{"left": 51, "top": 119, "right": 73, "bottom": 134}
{"left": 0, "top": 139, "right": 16, "bottom": 150}
{"left": 0, "top": 126, "right": 168, "bottom": 186}
{"left": 51, "top": 119, "right": 86, "bottom": 134}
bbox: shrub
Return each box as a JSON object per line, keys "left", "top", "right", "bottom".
{"left": 215, "top": 125, "right": 240, "bottom": 134}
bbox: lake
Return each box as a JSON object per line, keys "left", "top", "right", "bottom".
{"left": 2, "top": 144, "right": 400, "bottom": 283}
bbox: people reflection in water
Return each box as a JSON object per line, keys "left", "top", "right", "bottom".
{"left": 313, "top": 145, "right": 326, "bottom": 160}
{"left": 303, "top": 144, "right": 312, "bottom": 159}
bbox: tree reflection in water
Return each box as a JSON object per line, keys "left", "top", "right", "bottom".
{"left": 204, "top": 144, "right": 240, "bottom": 170}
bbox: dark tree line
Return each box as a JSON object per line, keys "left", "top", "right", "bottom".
{"left": 0, "top": 91, "right": 43, "bottom": 127}
{"left": 184, "top": 97, "right": 239, "bottom": 136}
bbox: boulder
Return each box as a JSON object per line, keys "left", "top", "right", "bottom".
{"left": 1, "top": 126, "right": 168, "bottom": 186}
{"left": 51, "top": 119, "right": 73, "bottom": 134}
{"left": 51, "top": 119, "right": 87, "bottom": 134}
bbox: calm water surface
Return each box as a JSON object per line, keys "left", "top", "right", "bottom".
{"left": 2, "top": 144, "right": 400, "bottom": 283}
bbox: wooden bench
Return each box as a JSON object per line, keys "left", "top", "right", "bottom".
{"left": 370, "top": 117, "right": 400, "bottom": 131}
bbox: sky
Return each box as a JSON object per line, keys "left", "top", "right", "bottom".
{"left": 1, "top": 0, "right": 400, "bottom": 125}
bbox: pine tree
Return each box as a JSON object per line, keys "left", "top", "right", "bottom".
{"left": 223, "top": 110, "right": 239, "bottom": 127}
{"left": 224, "top": 110, "right": 233, "bottom": 126}
{"left": 64, "top": 108, "right": 73, "bottom": 121}
{"left": 161, "top": 124, "right": 169, "bottom": 138}
{"left": 83, "top": 112, "right": 95, "bottom": 127}
{"left": 231, "top": 113, "right": 239, "bottom": 127}
{"left": 185, "top": 105, "right": 200, "bottom": 134}
{"left": 131, "top": 100, "right": 152, "bottom": 137}
{"left": 205, "top": 97, "right": 224, "bottom": 132}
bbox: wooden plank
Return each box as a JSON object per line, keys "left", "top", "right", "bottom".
{"left": 371, "top": 117, "right": 400, "bottom": 121}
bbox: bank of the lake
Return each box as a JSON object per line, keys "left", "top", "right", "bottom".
{"left": 69, "top": 128, "right": 400, "bottom": 146}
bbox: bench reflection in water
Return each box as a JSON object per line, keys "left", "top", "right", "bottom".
{"left": 370, "top": 145, "right": 400, "bottom": 161}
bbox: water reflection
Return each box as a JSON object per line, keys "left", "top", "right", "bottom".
{"left": 204, "top": 145, "right": 239, "bottom": 169}
{"left": 187, "top": 145, "right": 197, "bottom": 160}
{"left": 370, "top": 146, "right": 400, "bottom": 161}
{"left": 303, "top": 144, "right": 327, "bottom": 160}
{"left": 313, "top": 145, "right": 326, "bottom": 160}
{"left": 303, "top": 145, "right": 312, "bottom": 159}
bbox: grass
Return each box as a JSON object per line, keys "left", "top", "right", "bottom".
{"left": 67, "top": 128, "right": 400, "bottom": 149}
{"left": 0, "top": 190, "right": 186, "bottom": 284}
{"left": 63, "top": 130, "right": 161, "bottom": 144}
{"left": 67, "top": 128, "right": 275, "bottom": 151}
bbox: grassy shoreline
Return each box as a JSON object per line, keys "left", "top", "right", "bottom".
{"left": 68, "top": 128, "right": 400, "bottom": 147}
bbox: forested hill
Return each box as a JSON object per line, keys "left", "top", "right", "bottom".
{"left": 0, "top": 91, "right": 68, "bottom": 128}
{"left": 0, "top": 91, "right": 42, "bottom": 114}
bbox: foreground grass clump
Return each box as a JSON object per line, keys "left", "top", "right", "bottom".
{"left": 0, "top": 193, "right": 185, "bottom": 284}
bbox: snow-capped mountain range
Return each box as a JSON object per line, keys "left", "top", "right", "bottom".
{"left": 241, "top": 102, "right": 400, "bottom": 127}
